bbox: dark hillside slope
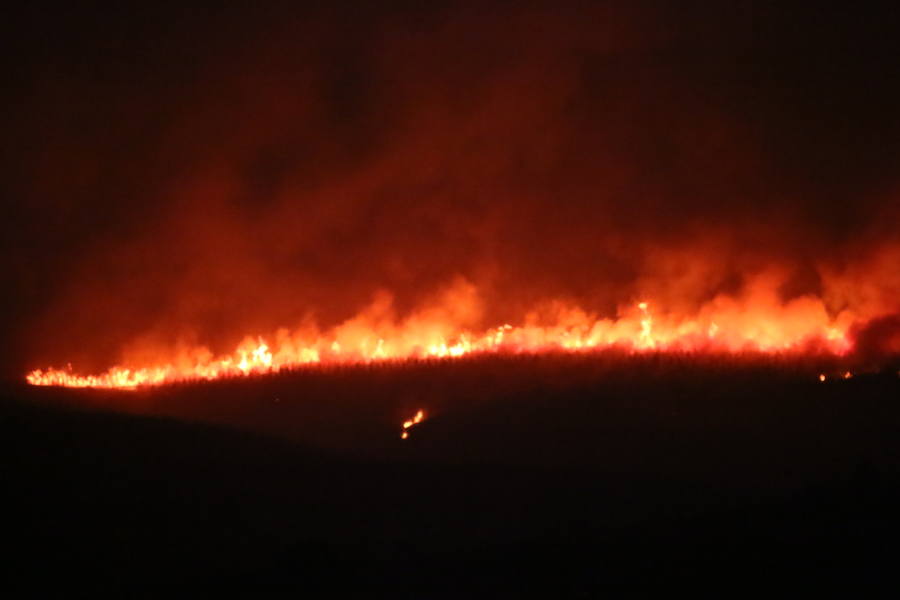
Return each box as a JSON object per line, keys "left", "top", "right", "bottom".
{"left": 4, "top": 358, "right": 900, "bottom": 591}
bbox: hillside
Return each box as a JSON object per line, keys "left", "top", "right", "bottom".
{"left": 5, "top": 355, "right": 900, "bottom": 592}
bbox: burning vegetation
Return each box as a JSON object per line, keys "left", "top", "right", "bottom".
{"left": 401, "top": 409, "right": 425, "bottom": 439}
{"left": 8, "top": 2, "right": 900, "bottom": 390}
{"left": 22, "top": 247, "right": 900, "bottom": 390}
{"left": 5, "top": 3, "right": 900, "bottom": 591}
{"left": 27, "top": 291, "right": 862, "bottom": 389}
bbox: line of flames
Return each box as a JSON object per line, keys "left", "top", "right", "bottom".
{"left": 25, "top": 300, "right": 855, "bottom": 390}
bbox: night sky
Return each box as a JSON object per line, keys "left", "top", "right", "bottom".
{"left": 3, "top": 1, "right": 899, "bottom": 379}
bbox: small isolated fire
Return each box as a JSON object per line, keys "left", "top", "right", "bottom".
{"left": 25, "top": 280, "right": 866, "bottom": 390}
{"left": 401, "top": 410, "right": 426, "bottom": 440}
{"left": 818, "top": 370, "right": 855, "bottom": 383}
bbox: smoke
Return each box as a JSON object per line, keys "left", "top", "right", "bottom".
{"left": 4, "top": 1, "right": 900, "bottom": 375}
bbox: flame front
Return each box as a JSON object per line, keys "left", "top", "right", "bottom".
{"left": 27, "top": 289, "right": 859, "bottom": 389}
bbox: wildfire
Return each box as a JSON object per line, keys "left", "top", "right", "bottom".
{"left": 818, "top": 370, "right": 855, "bottom": 383}
{"left": 26, "top": 288, "right": 861, "bottom": 390}
{"left": 401, "top": 410, "right": 426, "bottom": 440}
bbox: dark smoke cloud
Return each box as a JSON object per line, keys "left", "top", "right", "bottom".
{"left": 3, "top": 1, "right": 899, "bottom": 376}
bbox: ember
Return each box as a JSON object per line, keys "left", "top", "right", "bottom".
{"left": 401, "top": 410, "right": 426, "bottom": 440}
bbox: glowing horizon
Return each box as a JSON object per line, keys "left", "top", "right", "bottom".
{"left": 26, "top": 287, "right": 858, "bottom": 389}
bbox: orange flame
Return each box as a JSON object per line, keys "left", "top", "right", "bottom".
{"left": 401, "top": 409, "right": 426, "bottom": 440}
{"left": 403, "top": 410, "right": 425, "bottom": 430}
{"left": 25, "top": 279, "right": 866, "bottom": 389}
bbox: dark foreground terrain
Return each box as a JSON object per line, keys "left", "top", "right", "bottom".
{"left": 4, "top": 353, "right": 900, "bottom": 594}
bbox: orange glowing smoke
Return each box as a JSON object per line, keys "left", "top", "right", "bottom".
{"left": 25, "top": 277, "right": 861, "bottom": 389}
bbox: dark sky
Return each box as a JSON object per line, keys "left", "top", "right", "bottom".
{"left": 3, "top": 1, "right": 899, "bottom": 378}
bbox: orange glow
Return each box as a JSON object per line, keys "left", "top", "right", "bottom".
{"left": 819, "top": 374, "right": 827, "bottom": 382}
{"left": 403, "top": 410, "right": 425, "bottom": 430}
{"left": 24, "top": 278, "right": 868, "bottom": 390}
{"left": 401, "top": 410, "right": 425, "bottom": 439}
